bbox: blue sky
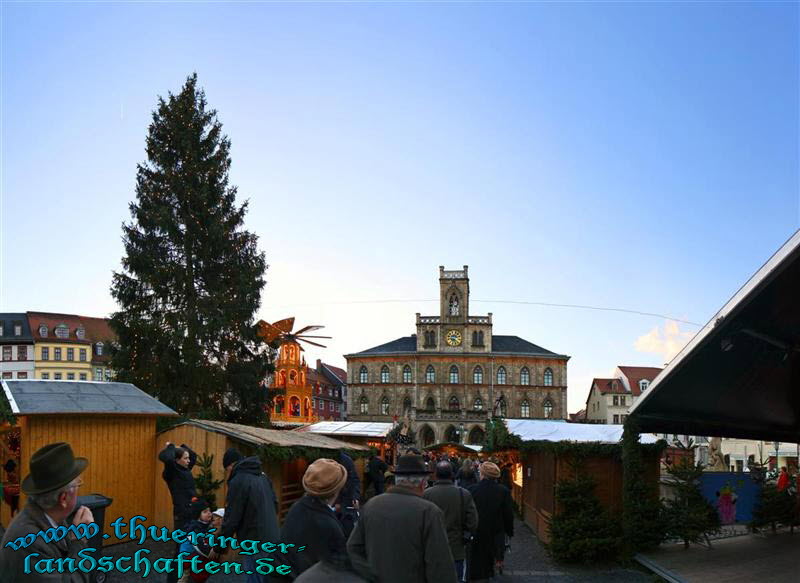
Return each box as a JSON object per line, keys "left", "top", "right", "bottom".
{"left": 2, "top": 2, "right": 798, "bottom": 413}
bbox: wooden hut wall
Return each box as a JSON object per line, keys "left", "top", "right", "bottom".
{"left": 521, "top": 451, "right": 556, "bottom": 542}
{"left": 19, "top": 415, "right": 157, "bottom": 544}
{"left": 522, "top": 449, "right": 661, "bottom": 542}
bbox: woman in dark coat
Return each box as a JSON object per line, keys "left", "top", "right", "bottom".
{"left": 279, "top": 458, "right": 349, "bottom": 580}
{"left": 158, "top": 441, "right": 197, "bottom": 583}
{"left": 455, "top": 459, "right": 478, "bottom": 490}
{"left": 468, "top": 462, "right": 514, "bottom": 582}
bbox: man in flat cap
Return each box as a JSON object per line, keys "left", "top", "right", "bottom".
{"left": 467, "top": 462, "right": 514, "bottom": 582}
{"left": 348, "top": 454, "right": 456, "bottom": 583}
{"left": 0, "top": 442, "right": 94, "bottom": 582}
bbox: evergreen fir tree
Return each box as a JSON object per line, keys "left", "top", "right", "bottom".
{"left": 621, "top": 418, "right": 667, "bottom": 556}
{"left": 110, "top": 74, "right": 269, "bottom": 422}
{"left": 661, "top": 442, "right": 720, "bottom": 548}
{"left": 194, "top": 453, "right": 225, "bottom": 510}
{"left": 548, "top": 459, "right": 623, "bottom": 564}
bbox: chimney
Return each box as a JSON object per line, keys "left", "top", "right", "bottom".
{"left": 316, "top": 358, "right": 322, "bottom": 371}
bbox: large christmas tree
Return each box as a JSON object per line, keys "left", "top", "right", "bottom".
{"left": 110, "top": 74, "right": 269, "bottom": 423}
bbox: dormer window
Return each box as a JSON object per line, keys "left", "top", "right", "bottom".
{"left": 39, "top": 325, "right": 48, "bottom": 337}
{"left": 55, "top": 324, "right": 69, "bottom": 339}
{"left": 96, "top": 342, "right": 104, "bottom": 356}
{"left": 639, "top": 380, "right": 650, "bottom": 392}
{"left": 14, "top": 323, "right": 22, "bottom": 336}
{"left": 76, "top": 327, "right": 86, "bottom": 340}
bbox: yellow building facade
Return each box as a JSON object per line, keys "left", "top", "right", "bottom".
{"left": 27, "top": 312, "right": 114, "bottom": 381}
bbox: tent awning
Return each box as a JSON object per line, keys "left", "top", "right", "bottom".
{"left": 505, "top": 418, "right": 658, "bottom": 444}
{"left": 629, "top": 230, "right": 800, "bottom": 442}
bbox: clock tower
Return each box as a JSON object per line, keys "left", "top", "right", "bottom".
{"left": 416, "top": 265, "right": 492, "bottom": 352}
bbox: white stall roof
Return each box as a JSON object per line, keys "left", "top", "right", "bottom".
{"left": 295, "top": 421, "right": 393, "bottom": 438}
{"left": 505, "top": 419, "right": 658, "bottom": 444}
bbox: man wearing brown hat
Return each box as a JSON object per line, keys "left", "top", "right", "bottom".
{"left": 467, "top": 462, "right": 514, "bottom": 582}
{"left": 279, "top": 458, "right": 351, "bottom": 579}
{"left": 0, "top": 442, "right": 94, "bottom": 582}
{"left": 347, "top": 454, "right": 457, "bottom": 583}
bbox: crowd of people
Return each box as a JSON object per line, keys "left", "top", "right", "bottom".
{"left": 0, "top": 441, "right": 514, "bottom": 583}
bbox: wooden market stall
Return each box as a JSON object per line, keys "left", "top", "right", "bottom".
{"left": 156, "top": 419, "right": 370, "bottom": 528}
{"left": 294, "top": 421, "right": 394, "bottom": 464}
{"left": 423, "top": 442, "right": 483, "bottom": 459}
{"left": 503, "top": 419, "right": 661, "bottom": 543}
{"left": 0, "top": 379, "right": 177, "bottom": 542}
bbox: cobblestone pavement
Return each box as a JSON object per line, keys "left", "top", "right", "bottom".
{"left": 102, "top": 518, "right": 656, "bottom": 582}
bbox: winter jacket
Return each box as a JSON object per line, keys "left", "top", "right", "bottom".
{"left": 158, "top": 443, "right": 198, "bottom": 524}
{"left": 455, "top": 469, "right": 478, "bottom": 490}
{"left": 216, "top": 456, "right": 279, "bottom": 549}
{"left": 179, "top": 518, "right": 212, "bottom": 556}
{"left": 467, "top": 478, "right": 514, "bottom": 580}
{"left": 280, "top": 495, "right": 346, "bottom": 578}
{"left": 0, "top": 501, "right": 90, "bottom": 583}
{"left": 336, "top": 452, "right": 361, "bottom": 506}
{"left": 366, "top": 458, "right": 387, "bottom": 487}
{"left": 347, "top": 486, "right": 457, "bottom": 583}
{"left": 294, "top": 558, "right": 369, "bottom": 583}
{"left": 422, "top": 479, "right": 479, "bottom": 560}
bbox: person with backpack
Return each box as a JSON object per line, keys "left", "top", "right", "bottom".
{"left": 423, "top": 461, "right": 479, "bottom": 583}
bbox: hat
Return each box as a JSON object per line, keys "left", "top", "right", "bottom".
{"left": 302, "top": 458, "right": 347, "bottom": 498}
{"left": 22, "top": 442, "right": 88, "bottom": 495}
{"left": 393, "top": 455, "right": 429, "bottom": 475}
{"left": 212, "top": 508, "right": 225, "bottom": 518}
{"left": 223, "top": 448, "right": 243, "bottom": 469}
{"left": 188, "top": 497, "right": 210, "bottom": 520}
{"left": 480, "top": 462, "right": 500, "bottom": 479}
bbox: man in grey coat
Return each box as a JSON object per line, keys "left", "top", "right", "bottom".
{"left": 423, "top": 461, "right": 479, "bottom": 582}
{"left": 0, "top": 442, "right": 94, "bottom": 583}
{"left": 347, "top": 454, "right": 456, "bottom": 583}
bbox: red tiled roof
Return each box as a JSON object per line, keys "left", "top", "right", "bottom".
{"left": 618, "top": 366, "right": 662, "bottom": 396}
{"left": 28, "top": 312, "right": 92, "bottom": 344}
{"left": 322, "top": 362, "right": 347, "bottom": 383}
{"left": 592, "top": 377, "right": 627, "bottom": 395}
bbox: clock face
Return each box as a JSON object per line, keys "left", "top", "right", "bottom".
{"left": 446, "top": 329, "right": 462, "bottom": 346}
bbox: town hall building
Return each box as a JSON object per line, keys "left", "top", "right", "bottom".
{"left": 345, "top": 266, "right": 570, "bottom": 446}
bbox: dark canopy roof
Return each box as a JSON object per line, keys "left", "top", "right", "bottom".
{"left": 1, "top": 380, "right": 177, "bottom": 416}
{"left": 629, "top": 230, "right": 800, "bottom": 442}
{"left": 347, "top": 335, "right": 567, "bottom": 358}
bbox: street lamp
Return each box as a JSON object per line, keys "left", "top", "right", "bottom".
{"left": 774, "top": 441, "right": 781, "bottom": 471}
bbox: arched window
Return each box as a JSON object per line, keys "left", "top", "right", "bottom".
{"left": 498, "top": 397, "right": 508, "bottom": 418}
{"left": 639, "top": 380, "right": 650, "bottom": 392}
{"left": 449, "top": 395, "right": 460, "bottom": 410}
{"left": 449, "top": 365, "right": 459, "bottom": 384}
{"left": 403, "top": 365, "right": 412, "bottom": 383}
{"left": 95, "top": 342, "right": 104, "bottom": 356}
{"left": 478, "top": 331, "right": 484, "bottom": 345}
{"left": 425, "top": 396, "right": 436, "bottom": 411}
{"left": 402, "top": 396, "right": 412, "bottom": 416}
{"left": 520, "top": 367, "right": 530, "bottom": 386}
{"left": 449, "top": 294, "right": 459, "bottom": 316}
{"left": 289, "top": 370, "right": 297, "bottom": 383}
{"left": 543, "top": 399, "right": 554, "bottom": 418}
{"left": 472, "top": 331, "right": 478, "bottom": 346}
{"left": 380, "top": 366, "right": 390, "bottom": 383}
{"left": 473, "top": 396, "right": 483, "bottom": 410}
{"left": 496, "top": 366, "right": 507, "bottom": 385}
{"left": 359, "top": 366, "right": 368, "bottom": 383}
{"left": 544, "top": 368, "right": 553, "bottom": 386}
{"left": 520, "top": 399, "right": 530, "bottom": 418}
{"left": 473, "top": 366, "right": 483, "bottom": 384}
{"left": 380, "top": 396, "right": 390, "bottom": 415}
{"left": 425, "top": 365, "right": 435, "bottom": 383}
{"left": 359, "top": 396, "right": 369, "bottom": 414}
